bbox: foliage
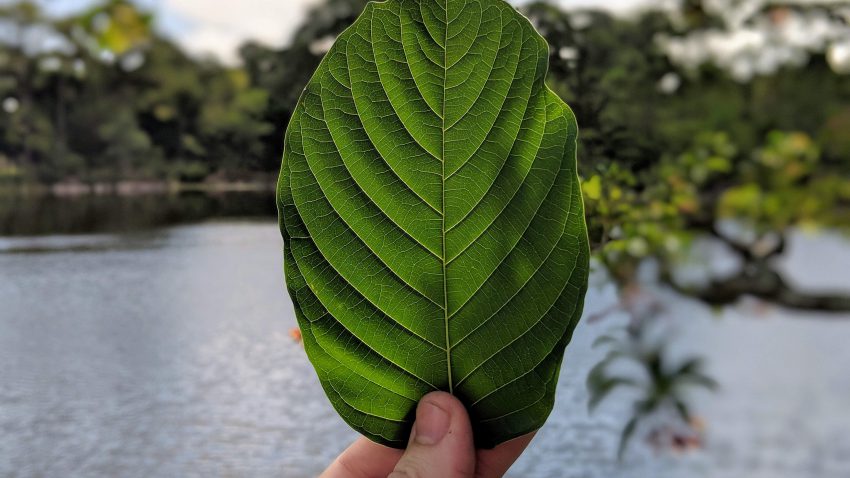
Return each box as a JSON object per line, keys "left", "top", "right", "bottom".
{"left": 279, "top": 0, "right": 589, "bottom": 449}
{"left": 588, "top": 323, "right": 717, "bottom": 459}
{"left": 239, "top": 0, "right": 370, "bottom": 163}
{"left": 520, "top": 1, "right": 850, "bottom": 309}
{"left": 519, "top": 0, "right": 850, "bottom": 457}
{"left": 0, "top": 1, "right": 273, "bottom": 182}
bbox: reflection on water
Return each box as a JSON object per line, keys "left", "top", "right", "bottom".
{"left": 1, "top": 201, "right": 849, "bottom": 477}
{"left": 0, "top": 223, "right": 329, "bottom": 477}
{"left": 0, "top": 192, "right": 276, "bottom": 237}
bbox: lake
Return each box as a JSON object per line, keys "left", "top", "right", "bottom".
{"left": 1, "top": 193, "right": 849, "bottom": 477}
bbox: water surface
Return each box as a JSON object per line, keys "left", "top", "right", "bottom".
{"left": 1, "top": 195, "right": 849, "bottom": 477}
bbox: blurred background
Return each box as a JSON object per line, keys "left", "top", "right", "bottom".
{"left": 1, "top": 0, "right": 848, "bottom": 476}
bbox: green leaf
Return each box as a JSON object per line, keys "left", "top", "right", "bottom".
{"left": 586, "top": 357, "right": 639, "bottom": 412}
{"left": 583, "top": 175, "right": 603, "bottom": 201}
{"left": 674, "top": 399, "right": 691, "bottom": 423}
{"left": 587, "top": 375, "right": 640, "bottom": 413}
{"left": 673, "top": 358, "right": 718, "bottom": 391}
{"left": 278, "top": 0, "right": 589, "bottom": 449}
{"left": 618, "top": 416, "right": 640, "bottom": 461}
{"left": 592, "top": 334, "right": 620, "bottom": 349}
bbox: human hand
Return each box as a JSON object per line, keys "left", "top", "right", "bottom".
{"left": 320, "top": 391, "right": 535, "bottom": 478}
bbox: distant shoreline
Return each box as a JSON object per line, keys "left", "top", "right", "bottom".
{"left": 0, "top": 179, "right": 277, "bottom": 198}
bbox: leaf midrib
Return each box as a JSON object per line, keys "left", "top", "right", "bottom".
{"left": 441, "top": 2, "right": 453, "bottom": 395}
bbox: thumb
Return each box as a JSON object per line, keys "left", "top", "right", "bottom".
{"left": 389, "top": 392, "right": 476, "bottom": 478}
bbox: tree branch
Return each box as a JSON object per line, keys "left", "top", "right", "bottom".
{"left": 662, "top": 264, "right": 850, "bottom": 314}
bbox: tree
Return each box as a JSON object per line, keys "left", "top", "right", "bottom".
{"left": 522, "top": 0, "right": 850, "bottom": 456}
{"left": 239, "top": 0, "right": 370, "bottom": 163}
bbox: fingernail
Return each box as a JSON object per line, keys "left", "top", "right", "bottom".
{"left": 414, "top": 400, "right": 450, "bottom": 445}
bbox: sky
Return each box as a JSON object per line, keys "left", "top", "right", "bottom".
{"left": 6, "top": 0, "right": 651, "bottom": 63}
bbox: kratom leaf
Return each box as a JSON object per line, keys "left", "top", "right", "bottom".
{"left": 278, "top": 0, "right": 589, "bottom": 449}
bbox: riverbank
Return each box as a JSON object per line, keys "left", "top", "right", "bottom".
{"left": 0, "top": 177, "right": 277, "bottom": 198}
{"left": 0, "top": 187, "right": 277, "bottom": 236}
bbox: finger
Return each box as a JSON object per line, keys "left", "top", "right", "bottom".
{"left": 320, "top": 436, "right": 403, "bottom": 478}
{"left": 389, "top": 392, "right": 476, "bottom": 478}
{"left": 474, "top": 432, "right": 536, "bottom": 478}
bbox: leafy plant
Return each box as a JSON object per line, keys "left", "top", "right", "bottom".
{"left": 278, "top": 0, "right": 589, "bottom": 448}
{"left": 588, "top": 323, "right": 717, "bottom": 459}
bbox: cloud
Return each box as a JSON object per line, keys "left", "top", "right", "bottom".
{"left": 163, "top": 0, "right": 322, "bottom": 63}
{"left": 162, "top": 0, "right": 653, "bottom": 63}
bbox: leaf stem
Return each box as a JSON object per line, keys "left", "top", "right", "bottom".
{"left": 442, "top": 3, "right": 453, "bottom": 395}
